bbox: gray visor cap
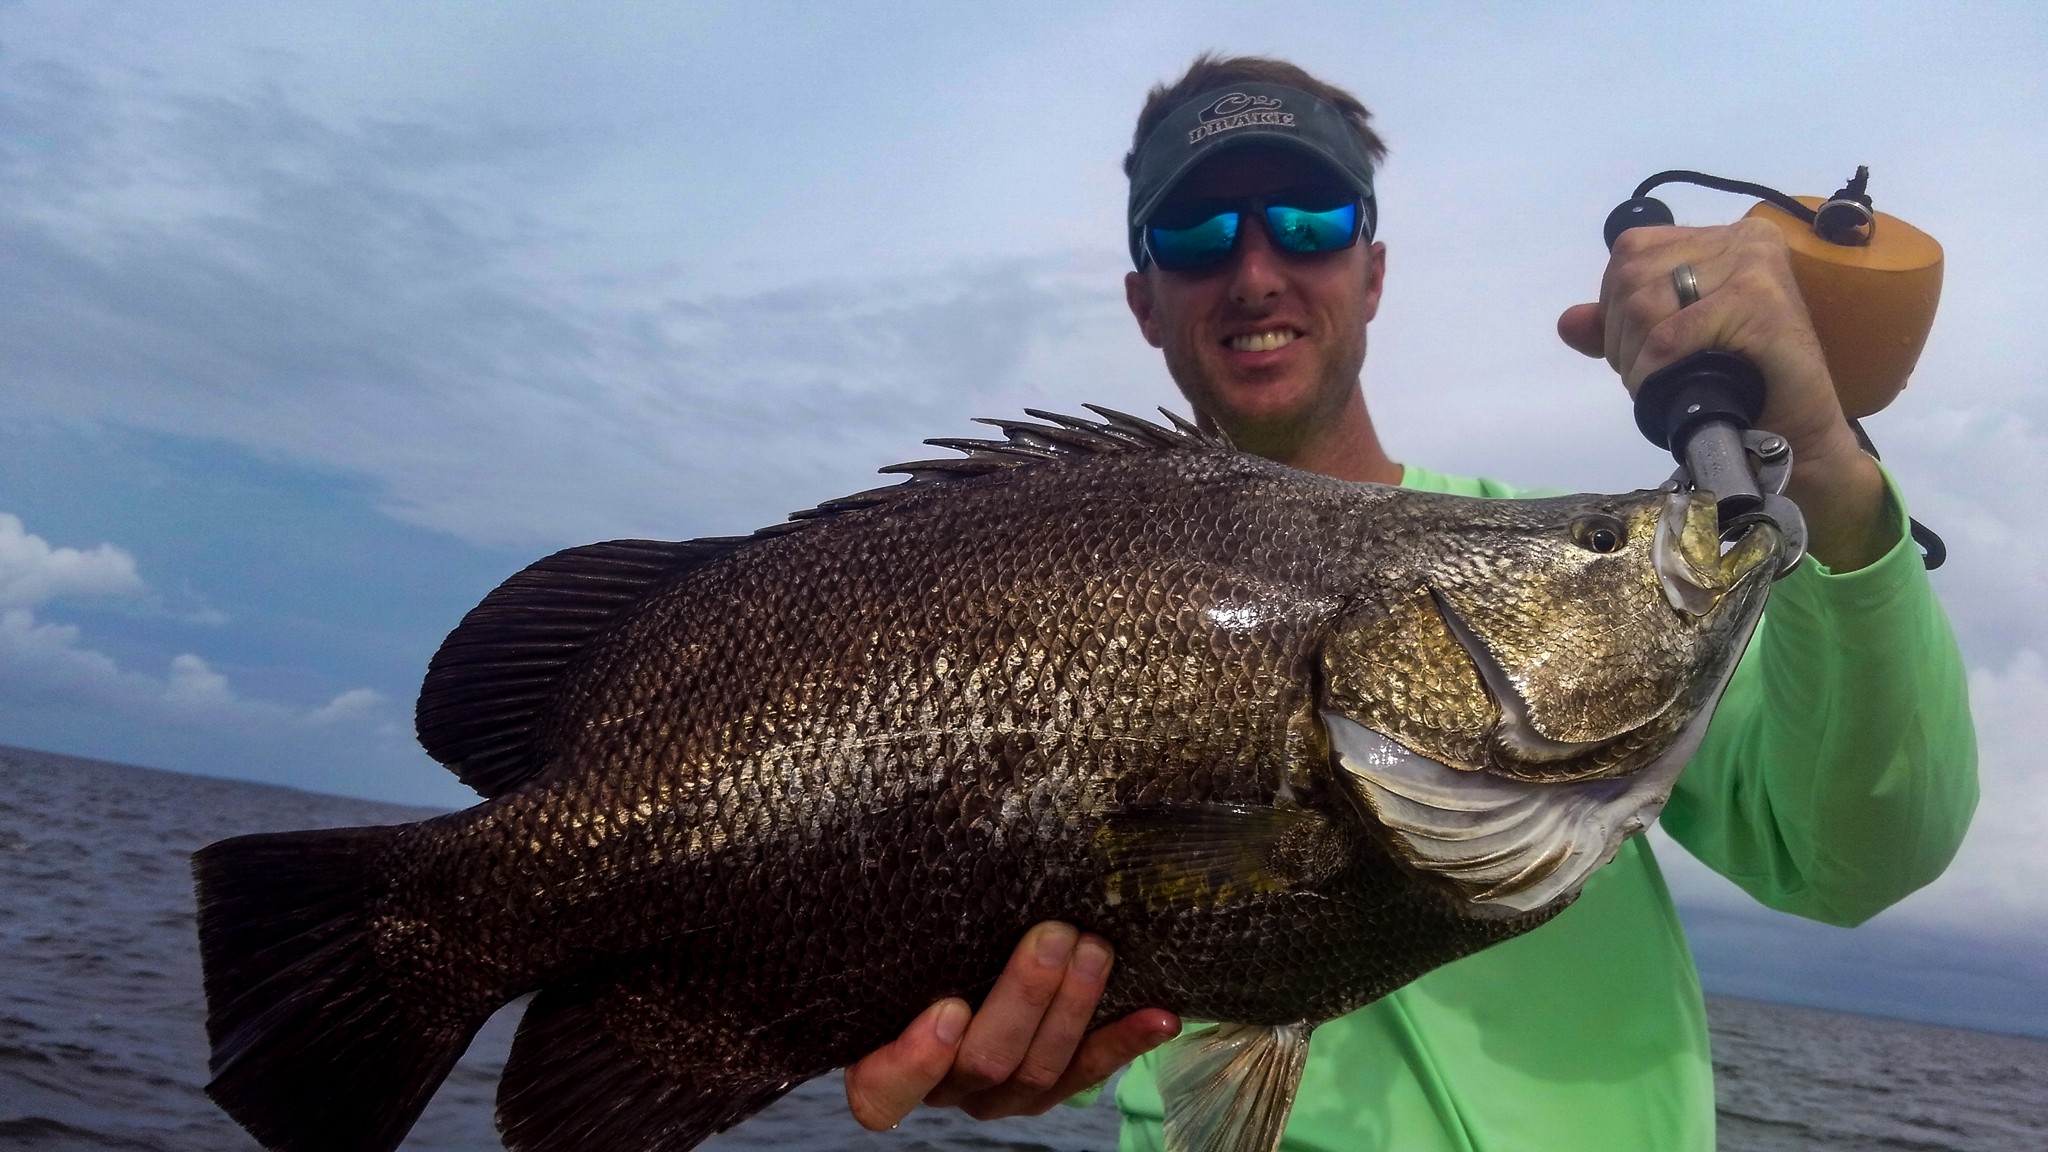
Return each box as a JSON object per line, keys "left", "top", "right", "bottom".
{"left": 1126, "top": 82, "right": 1378, "bottom": 268}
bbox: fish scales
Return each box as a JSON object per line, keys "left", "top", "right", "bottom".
{"left": 383, "top": 446, "right": 1480, "bottom": 1023}
{"left": 192, "top": 409, "right": 1779, "bottom": 1152}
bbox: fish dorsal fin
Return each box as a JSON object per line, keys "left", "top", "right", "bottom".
{"left": 830, "top": 405, "right": 1228, "bottom": 512}
{"left": 416, "top": 539, "right": 739, "bottom": 797}
{"left": 1325, "top": 710, "right": 1705, "bottom": 914}
{"left": 1157, "top": 1021, "right": 1315, "bottom": 1152}
{"left": 419, "top": 407, "right": 1225, "bottom": 798}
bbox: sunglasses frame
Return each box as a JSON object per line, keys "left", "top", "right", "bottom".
{"left": 1141, "top": 190, "right": 1368, "bottom": 272}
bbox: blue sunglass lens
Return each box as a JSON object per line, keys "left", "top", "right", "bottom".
{"left": 1147, "top": 211, "right": 1241, "bottom": 270}
{"left": 1146, "top": 196, "right": 1362, "bottom": 270}
{"left": 1265, "top": 201, "right": 1359, "bottom": 254}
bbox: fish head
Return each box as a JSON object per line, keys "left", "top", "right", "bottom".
{"left": 1319, "top": 486, "right": 1782, "bottom": 913}
{"left": 1323, "top": 486, "right": 1781, "bottom": 783}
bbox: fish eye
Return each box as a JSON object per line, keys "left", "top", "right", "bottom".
{"left": 1570, "top": 515, "right": 1627, "bottom": 554}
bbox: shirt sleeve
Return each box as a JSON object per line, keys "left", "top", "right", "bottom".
{"left": 1657, "top": 468, "right": 1979, "bottom": 926}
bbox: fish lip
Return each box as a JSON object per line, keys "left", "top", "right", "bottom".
{"left": 1653, "top": 492, "right": 1721, "bottom": 616}
{"left": 1427, "top": 587, "right": 1611, "bottom": 765}
{"left": 1654, "top": 491, "right": 1783, "bottom": 615}
{"left": 1722, "top": 519, "right": 1786, "bottom": 591}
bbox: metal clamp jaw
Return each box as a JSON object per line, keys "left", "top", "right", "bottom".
{"left": 1661, "top": 425, "right": 1808, "bottom": 578}
{"left": 1636, "top": 351, "right": 1808, "bottom": 577}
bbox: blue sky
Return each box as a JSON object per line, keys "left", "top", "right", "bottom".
{"left": 2, "top": 1, "right": 2044, "bottom": 955}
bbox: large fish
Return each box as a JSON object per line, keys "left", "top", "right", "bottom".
{"left": 194, "top": 408, "right": 1780, "bottom": 1152}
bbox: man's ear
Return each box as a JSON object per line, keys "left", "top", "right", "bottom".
{"left": 1361, "top": 241, "right": 1387, "bottom": 324}
{"left": 1125, "top": 270, "right": 1165, "bottom": 348}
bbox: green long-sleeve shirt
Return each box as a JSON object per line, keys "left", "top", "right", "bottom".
{"left": 1111, "top": 464, "right": 1978, "bottom": 1151}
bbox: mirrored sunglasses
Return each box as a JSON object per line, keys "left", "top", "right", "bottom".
{"left": 1143, "top": 191, "right": 1365, "bottom": 272}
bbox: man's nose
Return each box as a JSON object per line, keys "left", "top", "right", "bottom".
{"left": 1228, "top": 218, "right": 1287, "bottom": 305}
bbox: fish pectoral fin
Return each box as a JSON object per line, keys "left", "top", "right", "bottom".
{"left": 1157, "top": 1021, "right": 1315, "bottom": 1152}
{"left": 499, "top": 982, "right": 797, "bottom": 1152}
{"left": 1325, "top": 710, "right": 1689, "bottom": 915}
{"left": 1098, "top": 803, "right": 1344, "bottom": 908}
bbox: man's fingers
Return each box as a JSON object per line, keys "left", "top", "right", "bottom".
{"left": 1600, "top": 226, "right": 1723, "bottom": 371}
{"left": 1601, "top": 225, "right": 1679, "bottom": 371}
{"left": 1610, "top": 248, "right": 1738, "bottom": 391}
{"left": 1007, "top": 934, "right": 1114, "bottom": 1093}
{"left": 1043, "top": 1009, "right": 1184, "bottom": 1105}
{"left": 954, "top": 933, "right": 1117, "bottom": 1118}
{"left": 844, "top": 998, "right": 971, "bottom": 1132}
{"left": 925, "top": 922, "right": 1080, "bottom": 1106}
{"left": 962, "top": 1008, "right": 1185, "bottom": 1119}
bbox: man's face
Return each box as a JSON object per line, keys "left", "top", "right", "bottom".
{"left": 1125, "top": 146, "right": 1386, "bottom": 458}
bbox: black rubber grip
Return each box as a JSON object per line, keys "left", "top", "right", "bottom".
{"left": 1633, "top": 350, "right": 1767, "bottom": 457}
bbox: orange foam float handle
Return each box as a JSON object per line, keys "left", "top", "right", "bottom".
{"left": 1743, "top": 197, "right": 1944, "bottom": 419}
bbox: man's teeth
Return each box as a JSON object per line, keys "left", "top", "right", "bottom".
{"left": 1228, "top": 330, "right": 1298, "bottom": 353}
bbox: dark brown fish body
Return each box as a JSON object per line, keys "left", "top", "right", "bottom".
{"left": 194, "top": 410, "right": 1779, "bottom": 1152}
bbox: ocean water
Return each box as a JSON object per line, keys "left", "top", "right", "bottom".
{"left": 3, "top": 745, "right": 2044, "bottom": 1151}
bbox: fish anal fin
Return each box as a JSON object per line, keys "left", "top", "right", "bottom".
{"left": 499, "top": 981, "right": 801, "bottom": 1152}
{"left": 1098, "top": 803, "right": 1347, "bottom": 909}
{"left": 1157, "top": 1021, "right": 1315, "bottom": 1152}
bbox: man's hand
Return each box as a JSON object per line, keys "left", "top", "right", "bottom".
{"left": 1557, "top": 219, "right": 1898, "bottom": 572}
{"left": 842, "top": 921, "right": 1182, "bottom": 1131}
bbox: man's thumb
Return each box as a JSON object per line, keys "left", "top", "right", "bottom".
{"left": 1556, "top": 303, "right": 1604, "bottom": 358}
{"left": 844, "top": 999, "right": 970, "bottom": 1131}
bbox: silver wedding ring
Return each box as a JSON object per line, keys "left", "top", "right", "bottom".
{"left": 1671, "top": 263, "right": 1701, "bottom": 309}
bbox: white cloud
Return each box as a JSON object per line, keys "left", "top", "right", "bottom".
{"left": 0, "top": 607, "right": 124, "bottom": 694}
{"left": 1880, "top": 405, "right": 2048, "bottom": 665}
{"left": 1910, "top": 650, "right": 2048, "bottom": 930}
{"left": 161, "top": 652, "right": 239, "bottom": 713}
{"left": 0, "top": 605, "right": 384, "bottom": 736}
{"left": 0, "top": 597, "right": 449, "bottom": 804}
{"left": 0, "top": 55, "right": 1172, "bottom": 549}
{"left": 0, "top": 512, "right": 144, "bottom": 608}
{"left": 307, "top": 686, "right": 383, "bottom": 726}
{"left": 0, "top": 511, "right": 386, "bottom": 739}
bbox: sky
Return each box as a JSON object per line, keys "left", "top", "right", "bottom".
{"left": 2, "top": 1, "right": 2044, "bottom": 954}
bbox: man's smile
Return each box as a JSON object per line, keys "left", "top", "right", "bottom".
{"left": 1224, "top": 327, "right": 1304, "bottom": 353}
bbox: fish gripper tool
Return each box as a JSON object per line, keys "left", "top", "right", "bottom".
{"left": 1606, "top": 201, "right": 1809, "bottom": 578}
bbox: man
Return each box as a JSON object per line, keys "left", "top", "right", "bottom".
{"left": 844, "top": 55, "right": 1976, "bottom": 1149}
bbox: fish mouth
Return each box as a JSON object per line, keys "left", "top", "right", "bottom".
{"left": 1653, "top": 491, "right": 1782, "bottom": 616}
{"left": 1429, "top": 587, "right": 1612, "bottom": 765}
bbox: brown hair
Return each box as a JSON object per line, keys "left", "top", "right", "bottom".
{"left": 1123, "top": 53, "right": 1388, "bottom": 178}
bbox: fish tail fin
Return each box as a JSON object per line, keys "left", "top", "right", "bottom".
{"left": 193, "top": 826, "right": 485, "bottom": 1152}
{"left": 498, "top": 981, "right": 796, "bottom": 1152}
